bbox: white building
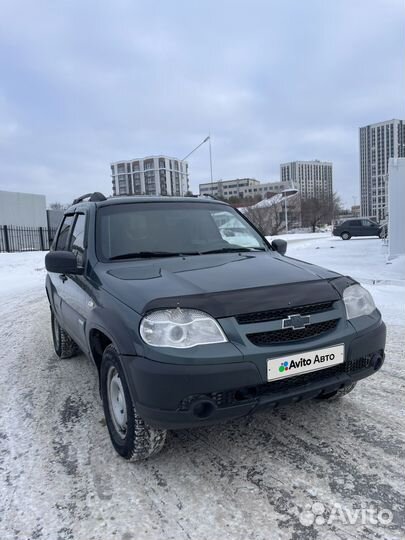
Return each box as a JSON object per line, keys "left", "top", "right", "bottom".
{"left": 110, "top": 155, "right": 189, "bottom": 197}
{"left": 199, "top": 178, "right": 289, "bottom": 199}
{"left": 280, "top": 160, "right": 333, "bottom": 200}
{"left": 0, "top": 190, "right": 47, "bottom": 227}
{"left": 359, "top": 119, "right": 405, "bottom": 220}
{"left": 388, "top": 158, "right": 405, "bottom": 259}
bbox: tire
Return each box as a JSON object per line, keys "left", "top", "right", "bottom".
{"left": 341, "top": 232, "right": 351, "bottom": 240}
{"left": 317, "top": 382, "right": 357, "bottom": 401}
{"left": 100, "top": 344, "right": 167, "bottom": 461}
{"left": 51, "top": 310, "right": 79, "bottom": 359}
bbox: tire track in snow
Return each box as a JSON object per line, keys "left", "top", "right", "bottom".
{"left": 0, "top": 293, "right": 404, "bottom": 539}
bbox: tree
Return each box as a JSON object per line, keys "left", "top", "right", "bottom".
{"left": 243, "top": 201, "right": 285, "bottom": 236}
{"left": 48, "top": 202, "right": 68, "bottom": 211}
{"left": 222, "top": 194, "right": 261, "bottom": 206}
{"left": 243, "top": 193, "right": 302, "bottom": 236}
{"left": 331, "top": 192, "right": 343, "bottom": 221}
{"left": 301, "top": 193, "right": 342, "bottom": 232}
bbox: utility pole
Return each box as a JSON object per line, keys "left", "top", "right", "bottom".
{"left": 208, "top": 134, "right": 214, "bottom": 194}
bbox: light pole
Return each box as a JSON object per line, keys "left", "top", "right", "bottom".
{"left": 183, "top": 135, "right": 213, "bottom": 192}
{"left": 208, "top": 135, "right": 213, "bottom": 188}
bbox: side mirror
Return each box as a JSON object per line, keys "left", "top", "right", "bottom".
{"left": 272, "top": 238, "right": 287, "bottom": 256}
{"left": 45, "top": 251, "right": 83, "bottom": 275}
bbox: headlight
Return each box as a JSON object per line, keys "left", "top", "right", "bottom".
{"left": 343, "top": 284, "right": 376, "bottom": 319}
{"left": 139, "top": 308, "right": 228, "bottom": 349}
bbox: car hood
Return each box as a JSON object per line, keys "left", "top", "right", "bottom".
{"left": 96, "top": 252, "right": 343, "bottom": 317}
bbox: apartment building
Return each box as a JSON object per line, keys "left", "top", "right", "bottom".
{"left": 110, "top": 155, "right": 189, "bottom": 197}
{"left": 280, "top": 160, "right": 333, "bottom": 200}
{"left": 359, "top": 119, "right": 405, "bottom": 220}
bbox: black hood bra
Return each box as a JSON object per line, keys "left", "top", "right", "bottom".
{"left": 98, "top": 251, "right": 351, "bottom": 318}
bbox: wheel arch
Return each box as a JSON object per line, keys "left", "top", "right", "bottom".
{"left": 86, "top": 304, "right": 144, "bottom": 367}
{"left": 88, "top": 326, "right": 114, "bottom": 373}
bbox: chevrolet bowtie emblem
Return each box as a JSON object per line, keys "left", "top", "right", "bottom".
{"left": 282, "top": 314, "right": 311, "bottom": 330}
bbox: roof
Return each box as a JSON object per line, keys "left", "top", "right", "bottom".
{"left": 280, "top": 160, "right": 333, "bottom": 166}
{"left": 110, "top": 155, "right": 188, "bottom": 165}
{"left": 67, "top": 195, "right": 228, "bottom": 212}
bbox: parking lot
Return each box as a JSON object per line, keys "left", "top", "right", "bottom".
{"left": 1, "top": 236, "right": 404, "bottom": 540}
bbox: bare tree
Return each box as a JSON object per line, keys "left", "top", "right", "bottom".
{"left": 227, "top": 194, "right": 261, "bottom": 206}
{"left": 48, "top": 202, "right": 68, "bottom": 211}
{"left": 331, "top": 192, "right": 343, "bottom": 221}
{"left": 243, "top": 193, "right": 302, "bottom": 236}
{"left": 301, "top": 193, "right": 342, "bottom": 232}
{"left": 243, "top": 201, "right": 285, "bottom": 236}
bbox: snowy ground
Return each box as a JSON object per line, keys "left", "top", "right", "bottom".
{"left": 0, "top": 236, "right": 404, "bottom": 540}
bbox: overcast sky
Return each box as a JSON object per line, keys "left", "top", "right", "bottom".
{"left": 0, "top": 0, "right": 403, "bottom": 208}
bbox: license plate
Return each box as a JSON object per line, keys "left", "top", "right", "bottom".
{"left": 267, "top": 344, "right": 345, "bottom": 382}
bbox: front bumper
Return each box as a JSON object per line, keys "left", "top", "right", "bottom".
{"left": 121, "top": 318, "right": 386, "bottom": 430}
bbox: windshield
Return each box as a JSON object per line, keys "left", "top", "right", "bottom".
{"left": 96, "top": 202, "right": 268, "bottom": 261}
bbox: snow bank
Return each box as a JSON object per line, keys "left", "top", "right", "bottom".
{"left": 0, "top": 252, "right": 46, "bottom": 304}
{"left": 0, "top": 236, "right": 403, "bottom": 325}
{"left": 284, "top": 236, "right": 405, "bottom": 326}
{"left": 266, "top": 232, "right": 330, "bottom": 244}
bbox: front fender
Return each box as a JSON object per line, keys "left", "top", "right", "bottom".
{"left": 85, "top": 298, "right": 144, "bottom": 357}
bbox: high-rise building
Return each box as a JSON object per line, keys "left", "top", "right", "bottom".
{"left": 359, "top": 119, "right": 405, "bottom": 220}
{"left": 280, "top": 160, "right": 333, "bottom": 200}
{"left": 199, "top": 178, "right": 289, "bottom": 200}
{"left": 110, "top": 155, "right": 189, "bottom": 197}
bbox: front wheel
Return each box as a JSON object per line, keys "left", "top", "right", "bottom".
{"left": 341, "top": 232, "right": 351, "bottom": 240}
{"left": 100, "top": 345, "right": 167, "bottom": 461}
{"left": 317, "top": 382, "right": 357, "bottom": 401}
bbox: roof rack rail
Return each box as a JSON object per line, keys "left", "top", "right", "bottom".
{"left": 201, "top": 193, "right": 219, "bottom": 200}
{"left": 184, "top": 193, "right": 220, "bottom": 201}
{"left": 72, "top": 192, "right": 107, "bottom": 205}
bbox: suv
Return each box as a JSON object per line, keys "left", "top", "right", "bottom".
{"left": 45, "top": 193, "right": 386, "bottom": 461}
{"left": 332, "top": 218, "right": 383, "bottom": 240}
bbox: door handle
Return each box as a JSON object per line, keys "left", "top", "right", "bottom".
{"left": 59, "top": 274, "right": 68, "bottom": 283}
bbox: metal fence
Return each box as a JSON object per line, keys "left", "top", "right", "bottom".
{"left": 0, "top": 225, "right": 58, "bottom": 252}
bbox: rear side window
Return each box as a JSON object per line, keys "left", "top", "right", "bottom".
{"left": 347, "top": 220, "right": 361, "bottom": 226}
{"left": 70, "top": 214, "right": 87, "bottom": 266}
{"left": 55, "top": 215, "right": 74, "bottom": 250}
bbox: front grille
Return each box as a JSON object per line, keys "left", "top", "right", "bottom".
{"left": 178, "top": 355, "right": 375, "bottom": 411}
{"left": 236, "top": 301, "right": 335, "bottom": 325}
{"left": 247, "top": 319, "right": 338, "bottom": 346}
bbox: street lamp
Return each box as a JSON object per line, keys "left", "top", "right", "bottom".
{"left": 282, "top": 187, "right": 298, "bottom": 234}
{"left": 183, "top": 135, "right": 213, "bottom": 192}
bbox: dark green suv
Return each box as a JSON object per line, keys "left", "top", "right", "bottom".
{"left": 45, "top": 193, "right": 386, "bottom": 460}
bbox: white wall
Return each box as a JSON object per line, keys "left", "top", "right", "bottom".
{"left": 388, "top": 158, "right": 405, "bottom": 259}
{"left": 0, "top": 190, "right": 47, "bottom": 227}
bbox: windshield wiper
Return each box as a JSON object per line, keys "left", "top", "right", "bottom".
{"left": 200, "top": 247, "right": 266, "bottom": 255}
{"left": 109, "top": 247, "right": 265, "bottom": 260}
{"left": 109, "top": 251, "right": 195, "bottom": 261}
